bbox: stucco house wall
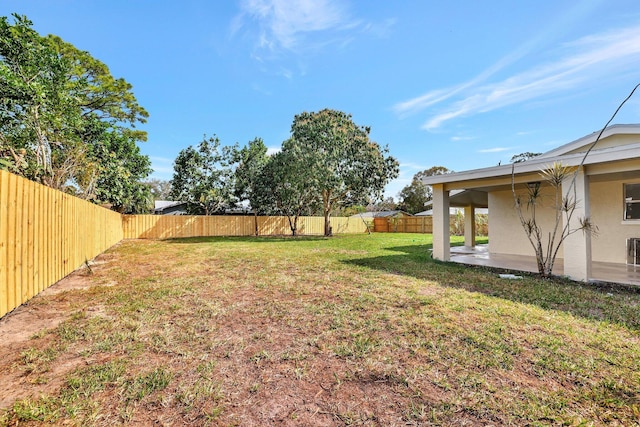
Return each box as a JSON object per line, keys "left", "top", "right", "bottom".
{"left": 487, "top": 176, "right": 640, "bottom": 264}
{"left": 488, "top": 186, "right": 561, "bottom": 258}
{"left": 589, "top": 176, "right": 640, "bottom": 263}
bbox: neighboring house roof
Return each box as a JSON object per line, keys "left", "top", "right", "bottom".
{"left": 154, "top": 200, "right": 188, "bottom": 215}
{"left": 154, "top": 201, "right": 183, "bottom": 210}
{"left": 350, "top": 210, "right": 412, "bottom": 218}
{"left": 421, "top": 124, "right": 640, "bottom": 188}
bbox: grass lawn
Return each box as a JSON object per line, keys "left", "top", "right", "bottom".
{"left": 1, "top": 233, "right": 639, "bottom": 426}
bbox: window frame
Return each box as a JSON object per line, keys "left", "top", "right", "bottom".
{"left": 623, "top": 183, "right": 640, "bottom": 221}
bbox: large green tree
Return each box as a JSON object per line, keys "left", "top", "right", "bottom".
{"left": 286, "top": 109, "right": 399, "bottom": 236}
{"left": 90, "top": 129, "right": 152, "bottom": 213}
{"left": 0, "top": 14, "right": 80, "bottom": 183}
{"left": 233, "top": 137, "right": 269, "bottom": 235}
{"left": 0, "top": 14, "right": 150, "bottom": 212}
{"left": 397, "top": 179, "right": 429, "bottom": 214}
{"left": 257, "top": 145, "right": 319, "bottom": 236}
{"left": 170, "top": 135, "right": 236, "bottom": 215}
{"left": 397, "top": 166, "right": 450, "bottom": 213}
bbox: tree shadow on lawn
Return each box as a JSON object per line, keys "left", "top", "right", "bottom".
{"left": 344, "top": 243, "right": 640, "bottom": 332}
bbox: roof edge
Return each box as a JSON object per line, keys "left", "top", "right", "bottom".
{"left": 422, "top": 141, "right": 640, "bottom": 185}
{"left": 537, "top": 123, "right": 640, "bottom": 159}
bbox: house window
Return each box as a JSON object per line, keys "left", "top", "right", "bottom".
{"left": 624, "top": 183, "right": 640, "bottom": 220}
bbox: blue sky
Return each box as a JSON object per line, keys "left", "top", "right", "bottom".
{"left": 3, "top": 1, "right": 640, "bottom": 199}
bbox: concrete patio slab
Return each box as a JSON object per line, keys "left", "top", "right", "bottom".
{"left": 449, "top": 245, "right": 640, "bottom": 286}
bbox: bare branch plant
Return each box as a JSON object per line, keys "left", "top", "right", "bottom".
{"left": 512, "top": 83, "right": 640, "bottom": 277}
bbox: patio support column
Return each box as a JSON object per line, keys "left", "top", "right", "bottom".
{"left": 562, "top": 168, "right": 592, "bottom": 281}
{"left": 464, "top": 205, "right": 476, "bottom": 247}
{"left": 432, "top": 184, "right": 450, "bottom": 261}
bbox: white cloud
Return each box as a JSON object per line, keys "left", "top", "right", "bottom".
{"left": 237, "top": 0, "right": 353, "bottom": 51}
{"left": 398, "top": 161, "right": 427, "bottom": 170}
{"left": 392, "top": 24, "right": 544, "bottom": 117}
{"left": 393, "top": 88, "right": 456, "bottom": 116}
{"left": 394, "top": 22, "right": 640, "bottom": 130}
{"left": 361, "top": 17, "right": 396, "bottom": 38}
{"left": 450, "top": 136, "right": 475, "bottom": 142}
{"left": 234, "top": 0, "right": 393, "bottom": 66}
{"left": 266, "top": 146, "right": 281, "bottom": 155}
{"left": 478, "top": 147, "right": 512, "bottom": 153}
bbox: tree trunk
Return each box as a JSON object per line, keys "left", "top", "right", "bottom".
{"left": 253, "top": 212, "right": 259, "bottom": 236}
{"left": 287, "top": 215, "right": 298, "bottom": 236}
{"left": 323, "top": 190, "right": 332, "bottom": 237}
{"left": 324, "top": 209, "right": 332, "bottom": 237}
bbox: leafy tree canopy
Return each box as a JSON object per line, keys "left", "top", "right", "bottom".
{"left": 233, "top": 138, "right": 270, "bottom": 235}
{"left": 233, "top": 138, "right": 269, "bottom": 213}
{"left": 144, "top": 179, "right": 173, "bottom": 201}
{"left": 369, "top": 197, "right": 398, "bottom": 212}
{"left": 397, "top": 179, "right": 429, "bottom": 214}
{"left": 256, "top": 145, "right": 320, "bottom": 235}
{"left": 397, "top": 166, "right": 451, "bottom": 214}
{"left": 286, "top": 109, "right": 399, "bottom": 236}
{"left": 0, "top": 14, "right": 150, "bottom": 213}
{"left": 91, "top": 129, "right": 152, "bottom": 213}
{"left": 169, "top": 135, "right": 236, "bottom": 215}
{"left": 510, "top": 152, "right": 542, "bottom": 163}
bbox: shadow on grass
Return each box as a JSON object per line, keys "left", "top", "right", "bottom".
{"left": 344, "top": 243, "right": 640, "bottom": 332}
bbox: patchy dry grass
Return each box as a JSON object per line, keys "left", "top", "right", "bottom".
{"left": 1, "top": 234, "right": 639, "bottom": 426}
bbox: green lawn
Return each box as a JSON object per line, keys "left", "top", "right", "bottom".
{"left": 1, "top": 233, "right": 639, "bottom": 426}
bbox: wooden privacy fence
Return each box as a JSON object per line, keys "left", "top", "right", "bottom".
{"left": 374, "top": 215, "right": 488, "bottom": 235}
{"left": 0, "top": 170, "right": 368, "bottom": 318}
{"left": 122, "top": 215, "right": 367, "bottom": 239}
{"left": 0, "top": 170, "right": 123, "bottom": 318}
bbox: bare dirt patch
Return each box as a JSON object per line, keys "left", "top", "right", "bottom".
{"left": 0, "top": 254, "right": 118, "bottom": 411}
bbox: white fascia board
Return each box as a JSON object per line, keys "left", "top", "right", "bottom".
{"left": 422, "top": 143, "right": 640, "bottom": 186}
{"left": 537, "top": 124, "right": 640, "bottom": 159}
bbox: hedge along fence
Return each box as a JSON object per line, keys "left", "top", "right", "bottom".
{"left": 0, "top": 170, "right": 124, "bottom": 318}
{"left": 0, "top": 170, "right": 368, "bottom": 318}
{"left": 122, "top": 214, "right": 367, "bottom": 239}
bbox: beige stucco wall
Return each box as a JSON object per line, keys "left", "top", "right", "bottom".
{"left": 488, "top": 174, "right": 640, "bottom": 264}
{"left": 488, "top": 186, "right": 562, "bottom": 258}
{"left": 589, "top": 176, "right": 640, "bottom": 263}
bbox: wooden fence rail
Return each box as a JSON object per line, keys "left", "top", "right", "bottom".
{"left": 122, "top": 215, "right": 367, "bottom": 239}
{"left": 0, "top": 170, "right": 123, "bottom": 318}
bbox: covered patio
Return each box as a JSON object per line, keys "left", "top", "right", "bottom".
{"left": 449, "top": 245, "right": 640, "bottom": 286}
{"left": 422, "top": 125, "right": 640, "bottom": 284}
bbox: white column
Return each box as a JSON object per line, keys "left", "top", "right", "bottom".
{"left": 432, "top": 184, "right": 450, "bottom": 261}
{"left": 464, "top": 205, "right": 476, "bottom": 247}
{"left": 562, "top": 169, "right": 592, "bottom": 281}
